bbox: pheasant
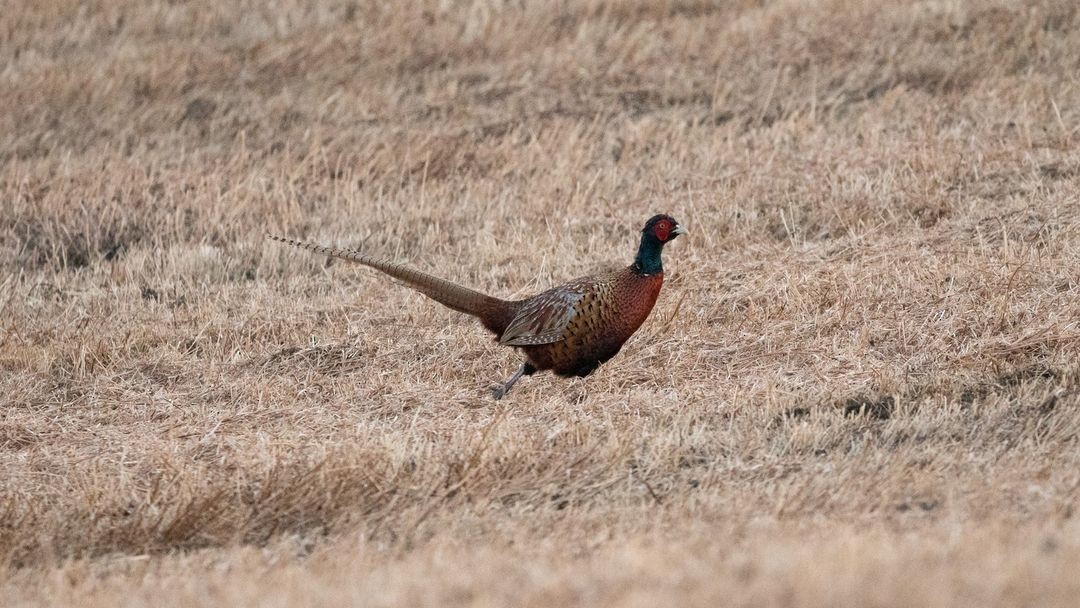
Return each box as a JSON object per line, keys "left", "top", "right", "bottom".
{"left": 269, "top": 214, "right": 685, "bottom": 398}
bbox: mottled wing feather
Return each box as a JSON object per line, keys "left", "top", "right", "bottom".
{"left": 499, "top": 286, "right": 585, "bottom": 346}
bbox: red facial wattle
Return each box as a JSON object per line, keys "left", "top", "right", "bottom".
{"left": 654, "top": 222, "right": 671, "bottom": 241}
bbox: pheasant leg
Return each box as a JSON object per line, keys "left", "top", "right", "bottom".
{"left": 492, "top": 363, "right": 530, "bottom": 400}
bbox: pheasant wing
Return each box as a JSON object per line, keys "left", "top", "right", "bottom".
{"left": 499, "top": 285, "right": 586, "bottom": 346}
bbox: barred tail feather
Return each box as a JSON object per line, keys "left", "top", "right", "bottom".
{"left": 269, "top": 235, "right": 512, "bottom": 330}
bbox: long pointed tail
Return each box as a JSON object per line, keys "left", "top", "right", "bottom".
{"left": 268, "top": 235, "right": 514, "bottom": 333}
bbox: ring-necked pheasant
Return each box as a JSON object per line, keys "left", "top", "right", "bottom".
{"left": 269, "top": 214, "right": 685, "bottom": 398}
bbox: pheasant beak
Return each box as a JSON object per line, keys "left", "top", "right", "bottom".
{"left": 672, "top": 223, "right": 687, "bottom": 238}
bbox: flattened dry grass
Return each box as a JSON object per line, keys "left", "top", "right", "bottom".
{"left": 2, "top": 0, "right": 1080, "bottom": 605}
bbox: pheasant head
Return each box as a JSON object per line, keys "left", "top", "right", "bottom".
{"left": 634, "top": 214, "right": 685, "bottom": 275}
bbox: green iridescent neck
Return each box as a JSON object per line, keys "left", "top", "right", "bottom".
{"left": 633, "top": 233, "right": 664, "bottom": 275}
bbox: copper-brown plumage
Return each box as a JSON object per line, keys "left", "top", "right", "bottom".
{"left": 269, "top": 214, "right": 685, "bottom": 398}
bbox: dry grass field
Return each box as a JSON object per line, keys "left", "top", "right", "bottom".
{"left": 3, "top": 0, "right": 1080, "bottom": 605}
